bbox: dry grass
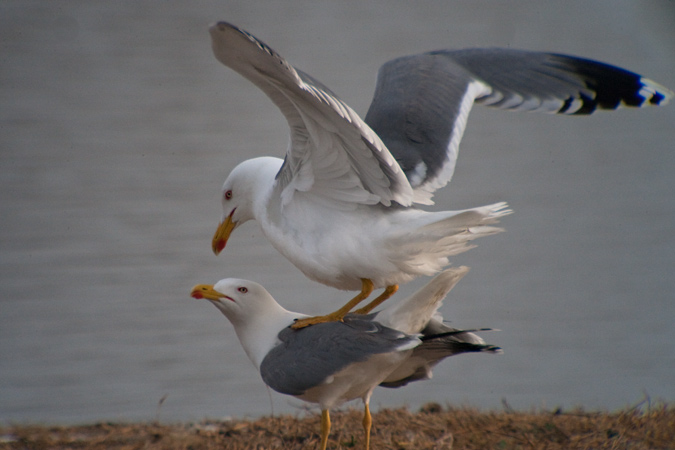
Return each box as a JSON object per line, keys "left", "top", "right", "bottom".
{"left": 2, "top": 402, "right": 674, "bottom": 450}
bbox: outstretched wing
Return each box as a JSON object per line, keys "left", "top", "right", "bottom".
{"left": 210, "top": 21, "right": 413, "bottom": 209}
{"left": 365, "top": 48, "right": 673, "bottom": 204}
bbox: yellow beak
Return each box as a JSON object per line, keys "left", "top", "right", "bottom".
{"left": 190, "top": 284, "right": 226, "bottom": 301}
{"left": 212, "top": 213, "right": 236, "bottom": 255}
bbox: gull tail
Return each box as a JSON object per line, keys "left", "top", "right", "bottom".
{"left": 374, "top": 266, "right": 470, "bottom": 334}
{"left": 380, "top": 321, "right": 502, "bottom": 389}
{"left": 388, "top": 202, "right": 512, "bottom": 278}
{"left": 420, "top": 328, "right": 503, "bottom": 354}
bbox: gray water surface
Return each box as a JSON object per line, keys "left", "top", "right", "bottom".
{"left": 2, "top": 0, "right": 674, "bottom": 424}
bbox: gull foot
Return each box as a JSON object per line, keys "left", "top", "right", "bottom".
{"left": 291, "top": 313, "right": 345, "bottom": 329}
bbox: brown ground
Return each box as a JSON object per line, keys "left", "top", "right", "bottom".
{"left": 2, "top": 403, "right": 673, "bottom": 450}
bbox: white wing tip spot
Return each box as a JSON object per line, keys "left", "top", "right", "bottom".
{"left": 408, "top": 161, "right": 428, "bottom": 188}
{"left": 639, "top": 78, "right": 674, "bottom": 106}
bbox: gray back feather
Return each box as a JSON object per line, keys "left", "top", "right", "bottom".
{"left": 260, "top": 317, "right": 419, "bottom": 396}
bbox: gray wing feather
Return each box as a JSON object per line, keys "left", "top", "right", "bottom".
{"left": 365, "top": 53, "right": 477, "bottom": 197}
{"left": 260, "top": 317, "right": 419, "bottom": 396}
{"left": 446, "top": 48, "right": 670, "bottom": 112}
{"left": 365, "top": 48, "right": 673, "bottom": 203}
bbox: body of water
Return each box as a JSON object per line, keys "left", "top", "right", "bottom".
{"left": 2, "top": 0, "right": 674, "bottom": 424}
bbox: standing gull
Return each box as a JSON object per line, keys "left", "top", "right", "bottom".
{"left": 190, "top": 267, "right": 499, "bottom": 450}
{"left": 208, "top": 21, "right": 673, "bottom": 328}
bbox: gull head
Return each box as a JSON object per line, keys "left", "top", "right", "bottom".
{"left": 191, "top": 277, "right": 298, "bottom": 368}
{"left": 191, "top": 278, "right": 278, "bottom": 324}
{"left": 212, "top": 157, "right": 281, "bottom": 255}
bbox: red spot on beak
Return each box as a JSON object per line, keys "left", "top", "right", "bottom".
{"left": 214, "top": 239, "right": 226, "bottom": 253}
{"left": 191, "top": 292, "right": 204, "bottom": 299}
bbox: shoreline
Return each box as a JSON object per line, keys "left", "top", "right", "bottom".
{"left": 2, "top": 403, "right": 673, "bottom": 449}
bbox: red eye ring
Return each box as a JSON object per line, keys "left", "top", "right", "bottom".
{"left": 225, "top": 190, "right": 233, "bottom": 200}
{"left": 238, "top": 287, "right": 248, "bottom": 293}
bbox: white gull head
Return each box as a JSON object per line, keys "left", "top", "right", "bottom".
{"left": 212, "top": 157, "right": 282, "bottom": 254}
{"left": 191, "top": 277, "right": 300, "bottom": 368}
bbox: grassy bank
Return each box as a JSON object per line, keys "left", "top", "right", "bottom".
{"left": 2, "top": 403, "right": 673, "bottom": 449}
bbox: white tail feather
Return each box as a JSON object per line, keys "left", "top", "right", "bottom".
{"left": 375, "top": 266, "right": 470, "bottom": 333}
{"left": 387, "top": 202, "right": 511, "bottom": 276}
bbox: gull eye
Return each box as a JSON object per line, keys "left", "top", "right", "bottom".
{"left": 224, "top": 190, "right": 233, "bottom": 200}
{"left": 237, "top": 286, "right": 248, "bottom": 293}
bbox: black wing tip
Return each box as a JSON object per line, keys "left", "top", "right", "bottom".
{"left": 549, "top": 54, "right": 673, "bottom": 114}
{"left": 483, "top": 344, "right": 503, "bottom": 354}
{"left": 649, "top": 90, "right": 668, "bottom": 105}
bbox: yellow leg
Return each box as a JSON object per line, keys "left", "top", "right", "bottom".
{"left": 362, "top": 402, "right": 372, "bottom": 450}
{"left": 353, "top": 284, "right": 398, "bottom": 315}
{"left": 319, "top": 409, "right": 331, "bottom": 450}
{"left": 292, "top": 279, "right": 374, "bottom": 329}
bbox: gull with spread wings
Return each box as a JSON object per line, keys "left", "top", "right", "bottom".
{"left": 208, "top": 21, "right": 672, "bottom": 328}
